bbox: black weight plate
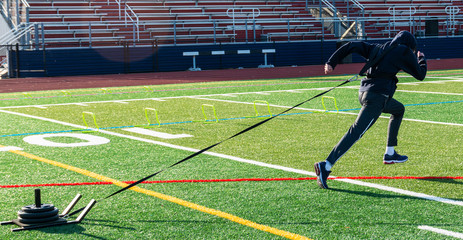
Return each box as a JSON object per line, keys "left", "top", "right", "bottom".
{"left": 21, "top": 204, "right": 55, "bottom": 213}
{"left": 18, "top": 214, "right": 59, "bottom": 224}
{"left": 18, "top": 208, "right": 59, "bottom": 219}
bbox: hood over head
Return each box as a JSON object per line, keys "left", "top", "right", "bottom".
{"left": 361, "top": 31, "right": 418, "bottom": 76}
{"left": 389, "top": 30, "right": 417, "bottom": 51}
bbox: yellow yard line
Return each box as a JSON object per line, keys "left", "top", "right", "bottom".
{"left": 5, "top": 146, "right": 312, "bottom": 240}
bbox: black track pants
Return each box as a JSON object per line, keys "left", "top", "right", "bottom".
{"left": 326, "top": 91, "right": 405, "bottom": 165}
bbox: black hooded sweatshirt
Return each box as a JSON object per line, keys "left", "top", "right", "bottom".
{"left": 326, "top": 31, "right": 427, "bottom": 97}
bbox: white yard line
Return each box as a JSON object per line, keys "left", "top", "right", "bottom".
{"left": 150, "top": 98, "right": 167, "bottom": 102}
{"left": 403, "top": 118, "right": 463, "bottom": 127}
{"left": 73, "top": 103, "right": 89, "bottom": 106}
{"left": 190, "top": 96, "right": 324, "bottom": 112}
{"left": 3, "top": 78, "right": 463, "bottom": 110}
{"left": 219, "top": 94, "right": 238, "bottom": 97}
{"left": 424, "top": 76, "right": 463, "bottom": 80}
{"left": 191, "top": 96, "right": 463, "bottom": 127}
{"left": 418, "top": 225, "right": 463, "bottom": 239}
{"left": 113, "top": 101, "right": 130, "bottom": 104}
{"left": 3, "top": 77, "right": 463, "bottom": 110}
{"left": 396, "top": 89, "right": 463, "bottom": 96}
{"left": 0, "top": 87, "right": 352, "bottom": 110}
{"left": 402, "top": 77, "right": 463, "bottom": 82}
{"left": 1, "top": 109, "right": 462, "bottom": 207}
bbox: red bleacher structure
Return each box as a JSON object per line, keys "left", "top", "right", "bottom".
{"left": 1, "top": 0, "right": 462, "bottom": 78}
{"left": 2, "top": 0, "right": 463, "bottom": 47}
{"left": 360, "top": 0, "right": 463, "bottom": 38}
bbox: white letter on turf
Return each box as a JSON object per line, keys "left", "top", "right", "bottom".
{"left": 23, "top": 133, "right": 110, "bottom": 147}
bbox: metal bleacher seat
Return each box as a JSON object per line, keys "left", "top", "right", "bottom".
{"left": 359, "top": 0, "right": 460, "bottom": 37}
{"left": 25, "top": 0, "right": 326, "bottom": 46}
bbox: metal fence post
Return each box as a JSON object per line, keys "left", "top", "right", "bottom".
{"left": 15, "top": 0, "right": 19, "bottom": 26}
{"left": 253, "top": 19, "right": 256, "bottom": 43}
{"left": 213, "top": 20, "right": 216, "bottom": 44}
{"left": 7, "top": 0, "right": 11, "bottom": 20}
{"left": 89, "top": 22, "right": 92, "bottom": 48}
{"left": 173, "top": 20, "right": 176, "bottom": 46}
{"left": 34, "top": 23, "right": 39, "bottom": 50}
{"left": 287, "top": 20, "right": 290, "bottom": 42}
{"left": 15, "top": 43, "right": 20, "bottom": 78}
{"left": 41, "top": 22, "right": 44, "bottom": 48}
{"left": 133, "top": 22, "right": 136, "bottom": 46}
{"left": 245, "top": 19, "right": 248, "bottom": 43}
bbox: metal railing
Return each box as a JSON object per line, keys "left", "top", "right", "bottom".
{"left": 1, "top": 12, "right": 461, "bottom": 48}
{"left": 0, "top": 22, "right": 33, "bottom": 45}
{"left": 349, "top": 0, "right": 365, "bottom": 18}
{"left": 226, "top": 8, "right": 260, "bottom": 42}
{"left": 1, "top": 0, "right": 30, "bottom": 27}
{"left": 1, "top": 0, "right": 30, "bottom": 46}
{"left": 44, "top": 15, "right": 461, "bottom": 47}
{"left": 446, "top": 5, "right": 460, "bottom": 36}
{"left": 33, "top": 21, "right": 140, "bottom": 48}
{"left": 113, "top": 0, "right": 140, "bottom": 43}
{"left": 320, "top": 0, "right": 337, "bottom": 13}
{"left": 388, "top": 6, "right": 417, "bottom": 33}
{"left": 124, "top": 4, "right": 140, "bottom": 43}
{"left": 0, "top": 22, "right": 35, "bottom": 77}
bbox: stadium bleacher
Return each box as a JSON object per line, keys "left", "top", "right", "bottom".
{"left": 1, "top": 0, "right": 462, "bottom": 78}
{"left": 361, "top": 0, "right": 463, "bottom": 37}
{"left": 20, "top": 0, "right": 330, "bottom": 46}
{"left": 1, "top": 0, "right": 462, "bottom": 47}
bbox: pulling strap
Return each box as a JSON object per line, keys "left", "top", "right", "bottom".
{"left": 103, "top": 75, "right": 359, "bottom": 200}
{"left": 67, "top": 74, "right": 360, "bottom": 217}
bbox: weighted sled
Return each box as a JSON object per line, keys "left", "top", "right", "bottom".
{"left": 18, "top": 208, "right": 59, "bottom": 219}
{"left": 17, "top": 215, "right": 60, "bottom": 224}
{"left": 16, "top": 189, "right": 60, "bottom": 224}
{"left": 21, "top": 204, "right": 55, "bottom": 213}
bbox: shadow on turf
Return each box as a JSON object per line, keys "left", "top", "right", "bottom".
{"left": 139, "top": 219, "right": 219, "bottom": 224}
{"left": 329, "top": 187, "right": 413, "bottom": 200}
{"left": 140, "top": 219, "right": 318, "bottom": 227}
{"left": 419, "top": 178, "right": 463, "bottom": 186}
{"left": 82, "top": 218, "right": 136, "bottom": 230}
{"left": 33, "top": 218, "right": 136, "bottom": 240}
{"left": 34, "top": 223, "right": 100, "bottom": 239}
{"left": 329, "top": 187, "right": 463, "bottom": 201}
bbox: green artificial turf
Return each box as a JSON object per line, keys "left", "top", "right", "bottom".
{"left": 0, "top": 70, "right": 461, "bottom": 239}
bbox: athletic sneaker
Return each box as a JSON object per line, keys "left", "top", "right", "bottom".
{"left": 314, "top": 161, "right": 331, "bottom": 189}
{"left": 383, "top": 151, "right": 408, "bottom": 164}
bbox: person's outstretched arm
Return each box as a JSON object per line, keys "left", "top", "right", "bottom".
{"left": 324, "top": 41, "right": 376, "bottom": 74}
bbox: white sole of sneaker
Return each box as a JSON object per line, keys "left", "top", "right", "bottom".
{"left": 383, "top": 159, "right": 408, "bottom": 164}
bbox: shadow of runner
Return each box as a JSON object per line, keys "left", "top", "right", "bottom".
{"left": 419, "top": 178, "right": 463, "bottom": 186}
{"left": 329, "top": 187, "right": 463, "bottom": 201}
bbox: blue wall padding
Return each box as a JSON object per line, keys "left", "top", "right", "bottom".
{"left": 8, "top": 36, "right": 462, "bottom": 78}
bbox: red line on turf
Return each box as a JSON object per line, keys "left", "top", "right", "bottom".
{"left": 1, "top": 176, "right": 462, "bottom": 188}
